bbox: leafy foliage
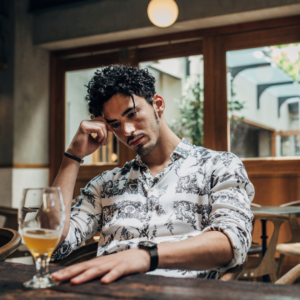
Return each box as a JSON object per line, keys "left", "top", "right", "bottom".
{"left": 270, "top": 44, "right": 300, "bottom": 82}
{"left": 170, "top": 76, "right": 245, "bottom": 146}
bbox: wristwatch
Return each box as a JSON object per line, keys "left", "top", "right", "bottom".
{"left": 138, "top": 241, "right": 159, "bottom": 272}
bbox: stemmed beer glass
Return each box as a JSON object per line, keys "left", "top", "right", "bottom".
{"left": 18, "top": 188, "right": 65, "bottom": 288}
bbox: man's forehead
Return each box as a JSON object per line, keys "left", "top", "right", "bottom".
{"left": 102, "top": 94, "right": 136, "bottom": 120}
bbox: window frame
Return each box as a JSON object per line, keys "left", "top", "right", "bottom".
{"left": 50, "top": 14, "right": 300, "bottom": 185}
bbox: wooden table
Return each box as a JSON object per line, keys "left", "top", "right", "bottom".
{"left": 251, "top": 206, "right": 300, "bottom": 282}
{"left": 1, "top": 262, "right": 300, "bottom": 300}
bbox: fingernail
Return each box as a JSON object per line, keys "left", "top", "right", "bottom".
{"left": 52, "top": 271, "right": 62, "bottom": 276}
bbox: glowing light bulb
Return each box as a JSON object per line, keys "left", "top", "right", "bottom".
{"left": 147, "top": 0, "right": 179, "bottom": 28}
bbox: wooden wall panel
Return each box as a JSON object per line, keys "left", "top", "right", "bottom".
{"left": 249, "top": 176, "right": 300, "bottom": 207}
{"left": 249, "top": 174, "right": 300, "bottom": 269}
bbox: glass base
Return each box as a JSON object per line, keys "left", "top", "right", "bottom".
{"left": 23, "top": 273, "right": 60, "bottom": 289}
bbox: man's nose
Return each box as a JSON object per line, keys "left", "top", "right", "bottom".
{"left": 123, "top": 122, "right": 135, "bottom": 136}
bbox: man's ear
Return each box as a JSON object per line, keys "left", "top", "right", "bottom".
{"left": 152, "top": 94, "right": 165, "bottom": 116}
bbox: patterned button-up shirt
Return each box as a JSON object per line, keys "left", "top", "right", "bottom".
{"left": 52, "top": 139, "right": 254, "bottom": 279}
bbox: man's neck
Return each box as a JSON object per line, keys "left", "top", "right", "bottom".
{"left": 140, "top": 122, "right": 181, "bottom": 168}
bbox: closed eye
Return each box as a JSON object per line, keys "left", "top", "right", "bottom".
{"left": 128, "top": 110, "right": 137, "bottom": 118}
{"left": 110, "top": 122, "right": 120, "bottom": 129}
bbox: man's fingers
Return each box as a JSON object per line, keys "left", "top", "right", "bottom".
{"left": 51, "top": 262, "right": 92, "bottom": 281}
{"left": 80, "top": 120, "right": 108, "bottom": 143}
{"left": 92, "top": 116, "right": 113, "bottom": 133}
{"left": 71, "top": 267, "right": 109, "bottom": 285}
{"left": 100, "top": 266, "right": 126, "bottom": 284}
{"left": 98, "top": 126, "right": 107, "bottom": 145}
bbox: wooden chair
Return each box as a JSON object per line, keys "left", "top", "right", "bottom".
{"left": 275, "top": 263, "right": 300, "bottom": 284}
{"left": 276, "top": 200, "right": 300, "bottom": 277}
{"left": 248, "top": 203, "right": 263, "bottom": 256}
{"left": 239, "top": 211, "right": 288, "bottom": 282}
{"left": 0, "top": 228, "right": 22, "bottom": 261}
{"left": 0, "top": 206, "right": 34, "bottom": 259}
{"left": 51, "top": 241, "right": 245, "bottom": 281}
{"left": 219, "top": 259, "right": 247, "bottom": 281}
{"left": 0, "top": 206, "right": 18, "bottom": 231}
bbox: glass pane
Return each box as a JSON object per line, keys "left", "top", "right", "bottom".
{"left": 65, "top": 68, "right": 119, "bottom": 165}
{"left": 140, "top": 55, "right": 204, "bottom": 145}
{"left": 227, "top": 44, "right": 300, "bottom": 158}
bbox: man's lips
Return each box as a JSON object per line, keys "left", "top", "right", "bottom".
{"left": 129, "top": 136, "right": 144, "bottom": 147}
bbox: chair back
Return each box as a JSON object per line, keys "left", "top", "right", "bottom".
{"left": 280, "top": 200, "right": 300, "bottom": 243}
{"left": 0, "top": 228, "right": 22, "bottom": 261}
{"left": 219, "top": 259, "right": 247, "bottom": 281}
{"left": 0, "top": 206, "right": 18, "bottom": 231}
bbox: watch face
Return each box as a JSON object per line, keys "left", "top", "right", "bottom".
{"left": 139, "top": 241, "right": 156, "bottom": 248}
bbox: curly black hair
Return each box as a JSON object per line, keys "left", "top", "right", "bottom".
{"left": 85, "top": 65, "right": 156, "bottom": 118}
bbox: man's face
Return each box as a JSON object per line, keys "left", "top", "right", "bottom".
{"left": 102, "top": 94, "right": 161, "bottom": 156}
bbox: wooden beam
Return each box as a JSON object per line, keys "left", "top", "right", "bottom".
{"left": 63, "top": 51, "right": 121, "bottom": 72}
{"left": 231, "top": 115, "right": 276, "bottom": 132}
{"left": 137, "top": 40, "right": 203, "bottom": 62}
{"left": 203, "top": 36, "right": 228, "bottom": 151}
{"left": 49, "top": 54, "right": 66, "bottom": 184}
{"left": 225, "top": 24, "right": 300, "bottom": 51}
{"left": 276, "top": 130, "right": 300, "bottom": 136}
{"left": 53, "top": 15, "right": 300, "bottom": 58}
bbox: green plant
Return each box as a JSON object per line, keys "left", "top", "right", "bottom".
{"left": 170, "top": 76, "right": 245, "bottom": 146}
{"left": 270, "top": 44, "right": 300, "bottom": 82}
{"left": 170, "top": 76, "right": 204, "bottom": 146}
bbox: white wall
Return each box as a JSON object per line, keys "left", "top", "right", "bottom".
{"left": 12, "top": 168, "right": 49, "bottom": 208}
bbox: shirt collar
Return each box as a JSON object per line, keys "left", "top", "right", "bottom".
{"left": 134, "top": 138, "right": 192, "bottom": 166}
{"left": 171, "top": 138, "right": 192, "bottom": 161}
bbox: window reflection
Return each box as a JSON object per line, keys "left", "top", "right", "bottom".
{"left": 140, "top": 55, "right": 204, "bottom": 145}
{"left": 227, "top": 44, "right": 300, "bottom": 158}
{"left": 65, "top": 68, "right": 119, "bottom": 165}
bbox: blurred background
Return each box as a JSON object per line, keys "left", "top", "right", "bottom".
{"left": 1, "top": 0, "right": 300, "bottom": 272}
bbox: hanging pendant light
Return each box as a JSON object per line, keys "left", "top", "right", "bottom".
{"left": 147, "top": 0, "right": 179, "bottom": 28}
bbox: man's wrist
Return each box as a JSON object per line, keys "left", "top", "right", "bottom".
{"left": 66, "top": 148, "right": 85, "bottom": 159}
{"left": 64, "top": 152, "right": 84, "bottom": 164}
{"left": 137, "top": 248, "right": 151, "bottom": 273}
{"left": 138, "top": 241, "right": 159, "bottom": 272}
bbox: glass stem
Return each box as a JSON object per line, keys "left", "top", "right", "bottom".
{"left": 35, "top": 255, "right": 50, "bottom": 277}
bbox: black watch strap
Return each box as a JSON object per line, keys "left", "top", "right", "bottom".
{"left": 148, "top": 247, "right": 159, "bottom": 272}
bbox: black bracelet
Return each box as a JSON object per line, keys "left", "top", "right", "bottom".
{"left": 63, "top": 152, "right": 84, "bottom": 164}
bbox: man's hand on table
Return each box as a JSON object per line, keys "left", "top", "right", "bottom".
{"left": 51, "top": 248, "right": 150, "bottom": 284}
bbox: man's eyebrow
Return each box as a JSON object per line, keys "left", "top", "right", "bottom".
{"left": 105, "top": 107, "right": 136, "bottom": 124}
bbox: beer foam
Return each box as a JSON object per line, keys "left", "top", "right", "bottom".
{"left": 23, "top": 228, "right": 60, "bottom": 239}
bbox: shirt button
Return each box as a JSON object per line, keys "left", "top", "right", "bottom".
{"left": 148, "top": 212, "right": 153, "bottom": 218}
{"left": 150, "top": 188, "right": 154, "bottom": 192}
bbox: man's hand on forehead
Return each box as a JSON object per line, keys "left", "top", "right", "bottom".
{"left": 66, "top": 116, "right": 113, "bottom": 159}
{"left": 90, "top": 116, "right": 113, "bottom": 140}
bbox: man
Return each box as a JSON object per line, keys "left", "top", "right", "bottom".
{"left": 51, "top": 65, "right": 254, "bottom": 285}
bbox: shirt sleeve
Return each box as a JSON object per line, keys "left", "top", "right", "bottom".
{"left": 51, "top": 176, "right": 103, "bottom": 261}
{"left": 202, "top": 152, "right": 255, "bottom": 272}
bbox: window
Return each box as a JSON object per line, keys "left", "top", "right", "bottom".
{"left": 140, "top": 55, "right": 204, "bottom": 145}
{"left": 227, "top": 44, "right": 300, "bottom": 158}
{"left": 66, "top": 68, "right": 119, "bottom": 165}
